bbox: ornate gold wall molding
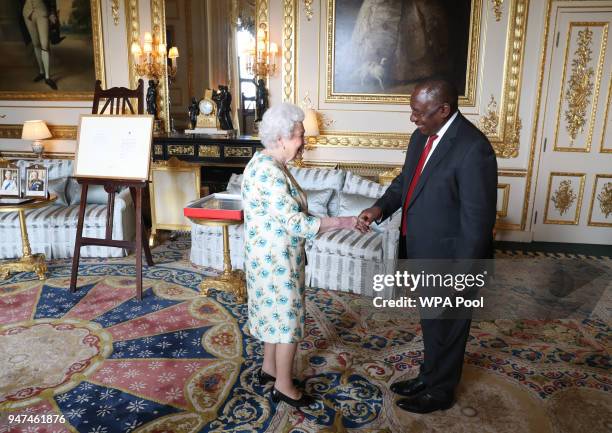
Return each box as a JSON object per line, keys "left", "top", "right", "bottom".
{"left": 551, "top": 180, "right": 577, "bottom": 215}
{"left": 491, "top": 0, "right": 528, "bottom": 159}
{"left": 564, "top": 27, "right": 595, "bottom": 143}
{"left": 309, "top": 132, "right": 409, "bottom": 149}
{"left": 150, "top": 0, "right": 169, "bottom": 132}
{"left": 596, "top": 182, "right": 612, "bottom": 217}
{"left": 553, "top": 22, "right": 608, "bottom": 153}
{"left": 112, "top": 0, "right": 121, "bottom": 25}
{"left": 303, "top": 0, "right": 314, "bottom": 21}
{"left": 126, "top": 0, "right": 141, "bottom": 89}
{"left": 480, "top": 95, "right": 499, "bottom": 136}
{"left": 588, "top": 174, "right": 612, "bottom": 227}
{"left": 0, "top": 125, "right": 77, "bottom": 140}
{"left": 543, "top": 172, "right": 585, "bottom": 225}
{"left": 282, "top": 0, "right": 297, "bottom": 103}
{"left": 256, "top": 0, "right": 270, "bottom": 91}
{"left": 492, "top": 0, "right": 504, "bottom": 21}
{"left": 601, "top": 74, "right": 612, "bottom": 153}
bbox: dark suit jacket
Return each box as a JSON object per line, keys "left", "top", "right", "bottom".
{"left": 374, "top": 113, "right": 497, "bottom": 260}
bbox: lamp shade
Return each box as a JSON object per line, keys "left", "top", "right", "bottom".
{"left": 303, "top": 109, "right": 319, "bottom": 137}
{"left": 22, "top": 120, "right": 52, "bottom": 140}
{"left": 168, "top": 46, "right": 179, "bottom": 59}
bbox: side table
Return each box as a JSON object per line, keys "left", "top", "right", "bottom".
{"left": 0, "top": 195, "right": 57, "bottom": 280}
{"left": 188, "top": 217, "right": 246, "bottom": 303}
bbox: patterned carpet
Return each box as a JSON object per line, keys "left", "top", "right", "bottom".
{"left": 0, "top": 238, "right": 610, "bottom": 433}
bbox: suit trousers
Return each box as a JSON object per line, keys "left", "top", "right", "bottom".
{"left": 399, "top": 234, "right": 472, "bottom": 400}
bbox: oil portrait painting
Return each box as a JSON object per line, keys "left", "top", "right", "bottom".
{"left": 330, "top": 0, "right": 473, "bottom": 101}
{"left": 0, "top": 0, "right": 103, "bottom": 99}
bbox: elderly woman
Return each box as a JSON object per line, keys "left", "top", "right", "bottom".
{"left": 242, "top": 103, "right": 356, "bottom": 408}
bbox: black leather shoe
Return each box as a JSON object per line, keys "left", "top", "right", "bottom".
{"left": 390, "top": 376, "right": 427, "bottom": 397}
{"left": 258, "top": 368, "right": 275, "bottom": 385}
{"left": 396, "top": 392, "right": 454, "bottom": 414}
{"left": 33, "top": 73, "right": 45, "bottom": 82}
{"left": 271, "top": 388, "right": 315, "bottom": 408}
{"left": 45, "top": 78, "right": 58, "bottom": 90}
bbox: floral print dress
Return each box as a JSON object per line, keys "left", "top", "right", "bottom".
{"left": 241, "top": 152, "right": 321, "bottom": 343}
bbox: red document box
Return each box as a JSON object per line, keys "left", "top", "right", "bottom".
{"left": 184, "top": 193, "right": 243, "bottom": 220}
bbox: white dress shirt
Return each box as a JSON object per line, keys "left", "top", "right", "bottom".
{"left": 423, "top": 111, "right": 459, "bottom": 168}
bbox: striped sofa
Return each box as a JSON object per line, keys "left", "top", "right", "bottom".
{"left": 0, "top": 159, "right": 135, "bottom": 259}
{"left": 190, "top": 167, "right": 401, "bottom": 296}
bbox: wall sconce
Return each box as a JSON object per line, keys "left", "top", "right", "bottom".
{"left": 130, "top": 32, "right": 179, "bottom": 82}
{"left": 22, "top": 120, "right": 52, "bottom": 160}
{"left": 131, "top": 32, "right": 179, "bottom": 131}
{"left": 245, "top": 28, "right": 278, "bottom": 78}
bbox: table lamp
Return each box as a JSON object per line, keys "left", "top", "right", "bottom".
{"left": 22, "top": 120, "right": 52, "bottom": 159}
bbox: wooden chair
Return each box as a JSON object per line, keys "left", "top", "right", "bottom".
{"left": 70, "top": 79, "right": 154, "bottom": 300}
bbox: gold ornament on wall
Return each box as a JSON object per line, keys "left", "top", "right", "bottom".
{"left": 480, "top": 95, "right": 499, "bottom": 136}
{"left": 303, "top": 0, "right": 314, "bottom": 21}
{"left": 492, "top": 0, "right": 504, "bottom": 22}
{"left": 564, "top": 27, "right": 595, "bottom": 143}
{"left": 598, "top": 182, "right": 612, "bottom": 218}
{"left": 112, "top": 0, "right": 120, "bottom": 25}
{"left": 552, "top": 180, "right": 577, "bottom": 215}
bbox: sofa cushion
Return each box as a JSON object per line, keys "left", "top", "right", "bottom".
{"left": 308, "top": 228, "right": 383, "bottom": 261}
{"left": 304, "top": 188, "right": 334, "bottom": 217}
{"left": 342, "top": 171, "right": 388, "bottom": 198}
{"left": 66, "top": 178, "right": 111, "bottom": 205}
{"left": 48, "top": 177, "right": 69, "bottom": 206}
{"left": 337, "top": 191, "right": 377, "bottom": 217}
{"left": 288, "top": 167, "right": 346, "bottom": 216}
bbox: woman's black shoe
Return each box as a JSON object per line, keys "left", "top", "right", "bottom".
{"left": 258, "top": 368, "right": 276, "bottom": 385}
{"left": 271, "top": 388, "right": 315, "bottom": 408}
{"left": 257, "top": 368, "right": 303, "bottom": 387}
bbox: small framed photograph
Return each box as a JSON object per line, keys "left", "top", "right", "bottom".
{"left": 25, "top": 165, "right": 48, "bottom": 198}
{"left": 0, "top": 167, "right": 20, "bottom": 197}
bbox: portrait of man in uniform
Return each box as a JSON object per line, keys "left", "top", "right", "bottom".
{"left": 25, "top": 167, "right": 47, "bottom": 197}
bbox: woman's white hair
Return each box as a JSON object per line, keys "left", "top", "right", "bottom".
{"left": 258, "top": 103, "right": 304, "bottom": 149}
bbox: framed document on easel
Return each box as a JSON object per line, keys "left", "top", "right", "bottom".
{"left": 74, "top": 115, "right": 153, "bottom": 180}
{"left": 70, "top": 114, "right": 155, "bottom": 300}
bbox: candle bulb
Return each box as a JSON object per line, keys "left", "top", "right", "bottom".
{"left": 131, "top": 41, "right": 142, "bottom": 59}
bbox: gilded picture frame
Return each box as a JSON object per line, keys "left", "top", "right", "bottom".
{"left": 326, "top": 0, "right": 481, "bottom": 105}
{"left": 0, "top": 0, "right": 106, "bottom": 101}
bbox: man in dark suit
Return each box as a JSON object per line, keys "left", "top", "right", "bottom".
{"left": 357, "top": 79, "right": 497, "bottom": 413}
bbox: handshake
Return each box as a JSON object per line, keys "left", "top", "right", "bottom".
{"left": 321, "top": 206, "right": 383, "bottom": 234}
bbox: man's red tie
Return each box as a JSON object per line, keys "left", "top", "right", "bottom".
{"left": 400, "top": 134, "right": 438, "bottom": 236}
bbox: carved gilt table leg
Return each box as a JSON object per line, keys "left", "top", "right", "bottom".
{"left": 0, "top": 210, "right": 48, "bottom": 281}
{"left": 199, "top": 225, "right": 246, "bottom": 303}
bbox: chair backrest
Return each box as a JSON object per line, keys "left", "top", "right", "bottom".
{"left": 92, "top": 79, "right": 144, "bottom": 115}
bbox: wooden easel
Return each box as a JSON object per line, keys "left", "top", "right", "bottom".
{"left": 69, "top": 79, "right": 154, "bottom": 300}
